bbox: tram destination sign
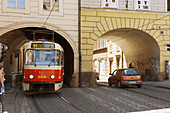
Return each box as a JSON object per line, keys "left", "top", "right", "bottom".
{"left": 31, "top": 43, "right": 55, "bottom": 48}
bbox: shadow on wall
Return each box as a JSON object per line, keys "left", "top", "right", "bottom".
{"left": 131, "top": 57, "right": 165, "bottom": 81}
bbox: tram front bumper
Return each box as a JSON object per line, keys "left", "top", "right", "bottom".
{"left": 22, "top": 81, "right": 63, "bottom": 91}
{"left": 22, "top": 82, "right": 30, "bottom": 91}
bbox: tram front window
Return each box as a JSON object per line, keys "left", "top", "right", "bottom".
{"left": 26, "top": 50, "right": 61, "bottom": 66}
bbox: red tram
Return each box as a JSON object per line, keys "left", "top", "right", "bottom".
{"left": 22, "top": 40, "right": 64, "bottom": 92}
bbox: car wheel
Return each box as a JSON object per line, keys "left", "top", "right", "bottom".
{"left": 108, "top": 81, "right": 112, "bottom": 86}
{"left": 137, "top": 84, "right": 142, "bottom": 88}
{"left": 117, "top": 81, "right": 122, "bottom": 88}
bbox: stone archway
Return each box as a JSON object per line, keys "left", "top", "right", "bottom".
{"left": 0, "top": 22, "right": 78, "bottom": 55}
{"left": 81, "top": 10, "right": 169, "bottom": 83}
{"left": 0, "top": 22, "right": 79, "bottom": 87}
{"left": 100, "top": 28, "right": 160, "bottom": 80}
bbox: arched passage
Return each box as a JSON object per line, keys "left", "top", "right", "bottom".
{"left": 100, "top": 28, "right": 160, "bottom": 80}
{"left": 0, "top": 23, "right": 78, "bottom": 86}
{"left": 81, "top": 10, "right": 170, "bottom": 86}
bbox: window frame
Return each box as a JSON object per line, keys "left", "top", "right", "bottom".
{"left": 25, "top": 49, "right": 61, "bottom": 66}
{"left": 3, "top": 0, "right": 30, "bottom": 14}
{"left": 7, "top": 0, "right": 25, "bottom": 9}
{"left": 113, "top": 70, "right": 117, "bottom": 75}
{"left": 39, "top": 0, "right": 63, "bottom": 16}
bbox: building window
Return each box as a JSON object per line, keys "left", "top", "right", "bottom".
{"left": 43, "top": 0, "right": 59, "bottom": 11}
{"left": 168, "top": 0, "right": 170, "bottom": 11}
{"left": 7, "top": 0, "right": 25, "bottom": 9}
{"left": 39, "top": 0, "right": 63, "bottom": 16}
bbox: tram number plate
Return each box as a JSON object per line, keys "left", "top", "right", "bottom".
{"left": 38, "top": 75, "right": 47, "bottom": 79}
{"left": 129, "top": 81, "right": 136, "bottom": 83}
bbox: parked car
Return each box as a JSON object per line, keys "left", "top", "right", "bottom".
{"left": 108, "top": 68, "right": 142, "bottom": 88}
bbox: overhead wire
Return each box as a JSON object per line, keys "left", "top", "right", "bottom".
{"left": 43, "top": 0, "right": 58, "bottom": 28}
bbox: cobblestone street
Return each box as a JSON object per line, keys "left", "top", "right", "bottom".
{"left": 0, "top": 0, "right": 170, "bottom": 113}
{"left": 3, "top": 80, "right": 170, "bottom": 113}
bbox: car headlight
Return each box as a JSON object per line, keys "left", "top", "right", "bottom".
{"left": 59, "top": 75, "right": 61, "bottom": 79}
{"left": 51, "top": 75, "right": 55, "bottom": 79}
{"left": 29, "top": 75, "right": 34, "bottom": 79}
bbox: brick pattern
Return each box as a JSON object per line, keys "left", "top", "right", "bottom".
{"left": 81, "top": 10, "right": 170, "bottom": 72}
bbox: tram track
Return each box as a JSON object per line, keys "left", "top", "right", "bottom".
{"left": 14, "top": 86, "right": 23, "bottom": 113}
{"left": 144, "top": 84, "right": 170, "bottom": 90}
{"left": 29, "top": 96, "right": 45, "bottom": 113}
{"left": 56, "top": 93, "right": 86, "bottom": 113}
{"left": 25, "top": 93, "right": 86, "bottom": 113}
{"left": 13, "top": 85, "right": 45, "bottom": 113}
{"left": 124, "top": 88, "right": 170, "bottom": 103}
{"left": 97, "top": 82, "right": 170, "bottom": 103}
{"left": 139, "top": 85, "right": 170, "bottom": 95}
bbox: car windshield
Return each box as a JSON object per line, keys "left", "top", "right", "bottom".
{"left": 123, "top": 69, "right": 139, "bottom": 76}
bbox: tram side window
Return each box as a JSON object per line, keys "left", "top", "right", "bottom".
{"left": 61, "top": 52, "right": 64, "bottom": 66}
{"left": 56, "top": 50, "right": 60, "bottom": 65}
{"left": 25, "top": 50, "right": 35, "bottom": 65}
{"left": 25, "top": 51, "right": 29, "bottom": 65}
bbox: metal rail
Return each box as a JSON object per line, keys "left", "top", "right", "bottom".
{"left": 57, "top": 93, "right": 86, "bottom": 113}
{"left": 124, "top": 89, "right": 170, "bottom": 103}
{"left": 97, "top": 82, "right": 170, "bottom": 103}
{"left": 14, "top": 86, "right": 22, "bottom": 113}
{"left": 31, "top": 96, "right": 45, "bottom": 113}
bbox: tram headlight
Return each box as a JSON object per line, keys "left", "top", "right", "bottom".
{"left": 59, "top": 75, "right": 61, "bottom": 79}
{"left": 29, "top": 75, "right": 34, "bottom": 79}
{"left": 51, "top": 75, "right": 55, "bottom": 79}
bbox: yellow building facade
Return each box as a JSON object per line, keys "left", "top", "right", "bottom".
{"left": 81, "top": 9, "right": 170, "bottom": 81}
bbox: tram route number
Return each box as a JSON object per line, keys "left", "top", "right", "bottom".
{"left": 38, "top": 75, "right": 47, "bottom": 79}
{"left": 31, "top": 43, "right": 55, "bottom": 48}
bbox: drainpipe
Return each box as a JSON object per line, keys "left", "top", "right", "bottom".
{"left": 125, "top": 0, "right": 128, "bottom": 10}
{"left": 18, "top": 51, "right": 20, "bottom": 74}
{"left": 78, "top": 0, "right": 81, "bottom": 87}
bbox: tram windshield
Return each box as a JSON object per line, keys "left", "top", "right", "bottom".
{"left": 25, "top": 49, "right": 63, "bottom": 66}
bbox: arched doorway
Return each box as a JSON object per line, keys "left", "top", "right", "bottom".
{"left": 100, "top": 28, "right": 160, "bottom": 80}
{"left": 0, "top": 24, "right": 78, "bottom": 86}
